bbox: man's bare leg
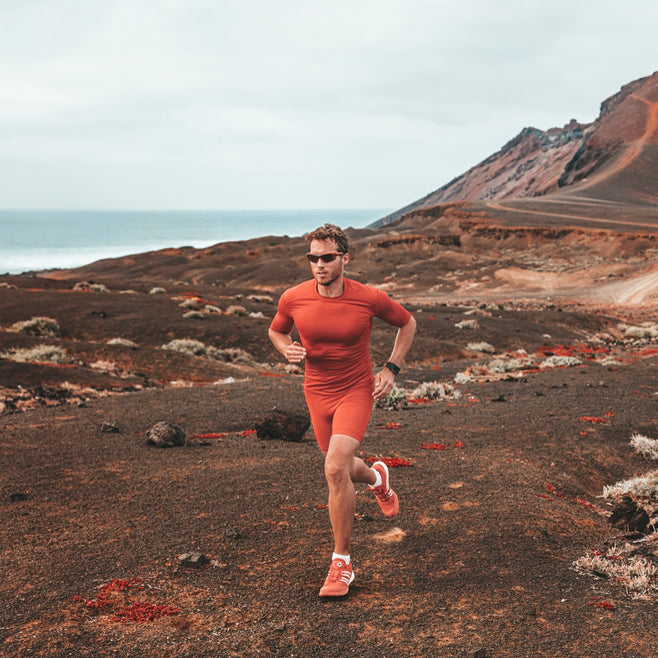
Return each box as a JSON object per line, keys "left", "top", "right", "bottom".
{"left": 324, "top": 434, "right": 376, "bottom": 555}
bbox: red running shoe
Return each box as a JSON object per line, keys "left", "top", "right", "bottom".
{"left": 370, "top": 461, "right": 399, "bottom": 517}
{"left": 318, "top": 558, "right": 354, "bottom": 597}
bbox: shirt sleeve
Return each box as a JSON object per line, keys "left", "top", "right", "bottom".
{"left": 269, "top": 290, "right": 295, "bottom": 334}
{"left": 374, "top": 288, "right": 412, "bottom": 327}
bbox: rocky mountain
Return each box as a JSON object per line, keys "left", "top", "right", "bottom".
{"left": 376, "top": 71, "right": 658, "bottom": 226}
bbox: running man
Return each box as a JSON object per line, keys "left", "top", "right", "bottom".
{"left": 268, "top": 223, "right": 416, "bottom": 597}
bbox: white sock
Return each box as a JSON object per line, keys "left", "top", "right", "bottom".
{"left": 370, "top": 470, "right": 382, "bottom": 488}
{"left": 332, "top": 552, "right": 350, "bottom": 564}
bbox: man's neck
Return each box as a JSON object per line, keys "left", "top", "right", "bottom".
{"left": 316, "top": 275, "right": 345, "bottom": 298}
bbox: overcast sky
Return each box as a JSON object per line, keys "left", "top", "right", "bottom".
{"left": 1, "top": 0, "right": 656, "bottom": 211}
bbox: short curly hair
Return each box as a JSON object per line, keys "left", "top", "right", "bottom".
{"left": 305, "top": 223, "right": 349, "bottom": 254}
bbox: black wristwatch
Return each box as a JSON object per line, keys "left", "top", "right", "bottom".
{"left": 384, "top": 361, "right": 400, "bottom": 376}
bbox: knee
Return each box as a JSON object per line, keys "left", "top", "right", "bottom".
{"left": 324, "top": 457, "right": 350, "bottom": 485}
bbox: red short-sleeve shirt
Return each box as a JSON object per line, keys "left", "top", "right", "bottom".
{"left": 270, "top": 278, "right": 412, "bottom": 391}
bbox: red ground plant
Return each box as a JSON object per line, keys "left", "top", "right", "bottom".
{"left": 74, "top": 576, "right": 179, "bottom": 624}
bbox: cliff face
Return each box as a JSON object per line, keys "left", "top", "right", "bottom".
{"left": 377, "top": 71, "right": 658, "bottom": 226}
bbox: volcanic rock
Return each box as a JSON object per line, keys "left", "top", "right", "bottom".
{"left": 146, "top": 421, "right": 186, "bottom": 448}
{"left": 177, "top": 552, "right": 210, "bottom": 567}
{"left": 608, "top": 497, "right": 650, "bottom": 532}
{"left": 255, "top": 410, "right": 310, "bottom": 442}
{"left": 100, "top": 421, "right": 120, "bottom": 433}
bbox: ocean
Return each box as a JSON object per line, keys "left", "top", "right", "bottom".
{"left": 0, "top": 208, "right": 390, "bottom": 275}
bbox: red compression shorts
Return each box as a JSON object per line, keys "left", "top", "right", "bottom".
{"left": 305, "top": 385, "right": 374, "bottom": 453}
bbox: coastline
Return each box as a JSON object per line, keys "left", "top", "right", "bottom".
{"left": 0, "top": 208, "right": 391, "bottom": 275}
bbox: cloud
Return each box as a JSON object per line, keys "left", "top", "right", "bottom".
{"left": 0, "top": 0, "right": 657, "bottom": 209}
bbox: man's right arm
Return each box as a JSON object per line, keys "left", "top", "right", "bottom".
{"left": 268, "top": 328, "right": 307, "bottom": 363}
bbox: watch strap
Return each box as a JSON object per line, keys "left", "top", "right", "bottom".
{"left": 384, "top": 361, "right": 400, "bottom": 376}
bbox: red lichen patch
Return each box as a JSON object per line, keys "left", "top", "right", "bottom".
{"left": 631, "top": 348, "right": 658, "bottom": 358}
{"left": 73, "top": 577, "right": 144, "bottom": 610}
{"left": 112, "top": 601, "right": 180, "bottom": 624}
{"left": 540, "top": 484, "right": 606, "bottom": 515}
{"left": 365, "top": 456, "right": 414, "bottom": 467}
{"left": 421, "top": 441, "right": 464, "bottom": 450}
{"left": 378, "top": 422, "right": 403, "bottom": 429}
{"left": 74, "top": 576, "right": 180, "bottom": 624}
{"left": 190, "top": 428, "right": 255, "bottom": 439}
{"left": 408, "top": 398, "right": 431, "bottom": 404}
{"left": 258, "top": 371, "right": 286, "bottom": 378}
{"left": 588, "top": 597, "right": 616, "bottom": 611}
{"left": 538, "top": 344, "right": 611, "bottom": 358}
{"left": 578, "top": 416, "right": 611, "bottom": 424}
{"left": 190, "top": 432, "right": 229, "bottom": 439}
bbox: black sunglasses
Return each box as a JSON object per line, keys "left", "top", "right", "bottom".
{"left": 306, "top": 252, "right": 345, "bottom": 264}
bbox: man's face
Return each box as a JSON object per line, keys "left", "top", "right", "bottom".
{"left": 308, "top": 238, "right": 348, "bottom": 288}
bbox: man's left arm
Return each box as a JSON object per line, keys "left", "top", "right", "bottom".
{"left": 373, "top": 315, "right": 416, "bottom": 400}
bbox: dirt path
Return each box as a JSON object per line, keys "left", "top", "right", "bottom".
{"left": 575, "top": 93, "right": 658, "bottom": 192}
{"left": 484, "top": 199, "right": 658, "bottom": 232}
{"left": 597, "top": 264, "right": 658, "bottom": 304}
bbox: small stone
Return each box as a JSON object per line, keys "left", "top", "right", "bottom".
{"left": 9, "top": 492, "right": 29, "bottom": 502}
{"left": 177, "top": 552, "right": 210, "bottom": 567}
{"left": 100, "top": 421, "right": 120, "bottom": 433}
{"left": 146, "top": 421, "right": 186, "bottom": 448}
{"left": 473, "top": 649, "right": 489, "bottom": 658}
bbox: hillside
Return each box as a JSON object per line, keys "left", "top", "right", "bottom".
{"left": 376, "top": 71, "right": 658, "bottom": 227}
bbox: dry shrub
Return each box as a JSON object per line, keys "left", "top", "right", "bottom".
{"left": 602, "top": 471, "right": 658, "bottom": 501}
{"left": 89, "top": 360, "right": 117, "bottom": 372}
{"left": 619, "top": 323, "right": 658, "bottom": 339}
{"left": 9, "top": 316, "right": 61, "bottom": 337}
{"left": 182, "top": 311, "right": 205, "bottom": 319}
{"left": 1, "top": 345, "right": 68, "bottom": 364}
{"left": 108, "top": 338, "right": 138, "bottom": 348}
{"left": 179, "top": 299, "right": 202, "bottom": 309}
{"left": 73, "top": 281, "right": 109, "bottom": 293}
{"left": 149, "top": 287, "right": 166, "bottom": 294}
{"left": 455, "top": 319, "right": 479, "bottom": 330}
{"left": 410, "top": 381, "right": 460, "bottom": 401}
{"left": 488, "top": 352, "right": 534, "bottom": 373}
{"left": 226, "top": 305, "right": 248, "bottom": 316}
{"left": 161, "top": 339, "right": 253, "bottom": 364}
{"left": 375, "top": 385, "right": 408, "bottom": 410}
{"left": 247, "top": 294, "right": 274, "bottom": 304}
{"left": 454, "top": 371, "right": 473, "bottom": 385}
{"left": 467, "top": 342, "right": 495, "bottom": 353}
{"left": 162, "top": 339, "right": 208, "bottom": 356}
{"left": 630, "top": 434, "right": 658, "bottom": 461}
{"left": 572, "top": 549, "right": 658, "bottom": 597}
{"left": 539, "top": 355, "right": 583, "bottom": 369}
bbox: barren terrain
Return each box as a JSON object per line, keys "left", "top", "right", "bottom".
{"left": 2, "top": 71, "right": 658, "bottom": 658}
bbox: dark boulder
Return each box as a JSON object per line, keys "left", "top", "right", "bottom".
{"left": 609, "top": 497, "right": 650, "bottom": 532}
{"left": 255, "top": 410, "right": 310, "bottom": 442}
{"left": 146, "top": 421, "right": 186, "bottom": 448}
